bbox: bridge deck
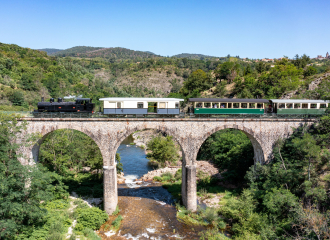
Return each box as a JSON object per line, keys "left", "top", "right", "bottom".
{"left": 21, "top": 117, "right": 316, "bottom": 122}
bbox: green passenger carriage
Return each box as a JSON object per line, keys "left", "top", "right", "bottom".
{"left": 270, "top": 99, "right": 329, "bottom": 115}
{"left": 189, "top": 98, "right": 269, "bottom": 115}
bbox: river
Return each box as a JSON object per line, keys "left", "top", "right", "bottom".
{"left": 98, "top": 135, "right": 204, "bottom": 240}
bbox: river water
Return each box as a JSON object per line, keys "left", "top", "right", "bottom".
{"left": 98, "top": 135, "right": 204, "bottom": 240}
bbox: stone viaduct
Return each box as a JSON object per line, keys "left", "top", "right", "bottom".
{"left": 17, "top": 117, "right": 314, "bottom": 215}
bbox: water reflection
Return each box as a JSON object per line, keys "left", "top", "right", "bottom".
{"left": 117, "top": 135, "right": 152, "bottom": 188}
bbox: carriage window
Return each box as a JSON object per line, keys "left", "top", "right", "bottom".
{"left": 249, "top": 103, "right": 255, "bottom": 108}
{"left": 241, "top": 103, "right": 247, "bottom": 108}
{"left": 159, "top": 102, "right": 166, "bottom": 108}
{"left": 196, "top": 102, "right": 203, "bottom": 108}
{"left": 294, "top": 103, "right": 301, "bottom": 109}
{"left": 137, "top": 102, "right": 144, "bottom": 108}
{"left": 257, "top": 103, "right": 263, "bottom": 108}
{"left": 117, "top": 102, "right": 121, "bottom": 108}
{"left": 302, "top": 104, "right": 308, "bottom": 109}
{"left": 310, "top": 104, "right": 317, "bottom": 109}
{"left": 204, "top": 103, "right": 211, "bottom": 108}
{"left": 320, "top": 104, "right": 327, "bottom": 108}
{"left": 220, "top": 103, "right": 226, "bottom": 108}
{"left": 175, "top": 102, "right": 179, "bottom": 108}
{"left": 228, "top": 103, "right": 232, "bottom": 108}
{"left": 233, "top": 103, "right": 239, "bottom": 108}
{"left": 286, "top": 103, "right": 293, "bottom": 109}
{"left": 213, "top": 103, "right": 219, "bottom": 108}
{"left": 278, "top": 103, "right": 285, "bottom": 109}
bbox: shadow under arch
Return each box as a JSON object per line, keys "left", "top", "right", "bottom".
{"left": 30, "top": 126, "right": 105, "bottom": 165}
{"left": 196, "top": 124, "right": 266, "bottom": 165}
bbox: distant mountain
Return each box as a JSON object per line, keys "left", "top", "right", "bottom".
{"left": 38, "top": 48, "right": 63, "bottom": 55}
{"left": 51, "top": 46, "right": 104, "bottom": 56}
{"left": 51, "top": 46, "right": 160, "bottom": 60}
{"left": 172, "top": 53, "right": 218, "bottom": 60}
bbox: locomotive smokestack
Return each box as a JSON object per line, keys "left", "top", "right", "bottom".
{"left": 41, "top": 97, "right": 44, "bottom": 102}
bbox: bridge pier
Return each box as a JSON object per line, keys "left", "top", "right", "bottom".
{"left": 103, "top": 165, "right": 118, "bottom": 214}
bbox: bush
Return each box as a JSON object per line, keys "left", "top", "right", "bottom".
{"left": 75, "top": 207, "right": 108, "bottom": 231}
{"left": 112, "top": 205, "right": 120, "bottom": 216}
{"left": 161, "top": 172, "right": 173, "bottom": 179}
{"left": 45, "top": 199, "right": 70, "bottom": 209}
{"left": 153, "top": 176, "right": 162, "bottom": 181}
{"left": 175, "top": 169, "right": 182, "bottom": 180}
{"left": 82, "top": 228, "right": 101, "bottom": 240}
{"left": 111, "top": 215, "right": 123, "bottom": 231}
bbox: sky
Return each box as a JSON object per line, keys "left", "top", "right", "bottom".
{"left": 0, "top": 0, "right": 329, "bottom": 59}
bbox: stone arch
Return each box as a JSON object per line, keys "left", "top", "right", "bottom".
{"left": 196, "top": 124, "right": 266, "bottom": 165}
{"left": 28, "top": 125, "right": 105, "bottom": 165}
{"left": 111, "top": 123, "right": 185, "bottom": 166}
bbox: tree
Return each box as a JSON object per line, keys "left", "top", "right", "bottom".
{"left": 0, "top": 113, "right": 67, "bottom": 238}
{"left": 292, "top": 133, "right": 320, "bottom": 181}
{"left": 214, "top": 81, "right": 227, "bottom": 97}
{"left": 39, "top": 129, "right": 103, "bottom": 175}
{"left": 197, "top": 129, "right": 254, "bottom": 182}
{"left": 147, "top": 135, "right": 180, "bottom": 167}
{"left": 214, "top": 62, "right": 240, "bottom": 84}
{"left": 303, "top": 66, "right": 317, "bottom": 77}
{"left": 180, "top": 69, "right": 212, "bottom": 97}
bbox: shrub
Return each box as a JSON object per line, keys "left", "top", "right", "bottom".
{"left": 112, "top": 205, "right": 120, "bottom": 216}
{"left": 175, "top": 169, "right": 182, "bottom": 180}
{"left": 45, "top": 199, "right": 70, "bottom": 210}
{"left": 111, "top": 215, "right": 123, "bottom": 231}
{"left": 153, "top": 176, "right": 162, "bottom": 181}
{"left": 161, "top": 175, "right": 172, "bottom": 182}
{"left": 199, "top": 229, "right": 229, "bottom": 240}
{"left": 75, "top": 207, "right": 108, "bottom": 231}
{"left": 82, "top": 228, "right": 101, "bottom": 240}
{"left": 161, "top": 172, "right": 173, "bottom": 178}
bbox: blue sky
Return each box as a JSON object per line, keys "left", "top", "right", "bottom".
{"left": 1, "top": 0, "right": 329, "bottom": 58}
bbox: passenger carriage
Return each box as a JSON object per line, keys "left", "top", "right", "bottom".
{"left": 188, "top": 98, "right": 269, "bottom": 115}
{"left": 270, "top": 99, "right": 329, "bottom": 115}
{"left": 99, "top": 97, "right": 184, "bottom": 116}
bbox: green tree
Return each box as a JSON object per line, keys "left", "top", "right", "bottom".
{"left": 303, "top": 66, "right": 317, "bottom": 77}
{"left": 147, "top": 135, "right": 180, "bottom": 167}
{"left": 197, "top": 129, "right": 254, "bottom": 182}
{"left": 214, "top": 61, "right": 240, "bottom": 83}
{"left": 180, "top": 69, "right": 212, "bottom": 97}
{"left": 39, "top": 129, "right": 103, "bottom": 175}
{"left": 0, "top": 113, "right": 67, "bottom": 238}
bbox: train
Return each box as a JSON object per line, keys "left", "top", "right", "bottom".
{"left": 35, "top": 97, "right": 95, "bottom": 113}
{"left": 34, "top": 97, "right": 329, "bottom": 117}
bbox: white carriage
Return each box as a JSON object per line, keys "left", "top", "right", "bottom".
{"left": 99, "top": 97, "right": 184, "bottom": 115}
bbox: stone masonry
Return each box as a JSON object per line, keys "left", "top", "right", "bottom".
{"left": 17, "top": 117, "right": 315, "bottom": 214}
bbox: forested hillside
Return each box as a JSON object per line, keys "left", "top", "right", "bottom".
{"left": 52, "top": 46, "right": 159, "bottom": 60}
{"left": 38, "top": 48, "right": 62, "bottom": 55}
{"left": 1, "top": 42, "right": 330, "bottom": 112}
{"left": 172, "top": 53, "right": 219, "bottom": 60}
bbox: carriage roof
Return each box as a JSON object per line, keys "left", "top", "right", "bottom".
{"left": 99, "top": 98, "right": 184, "bottom": 102}
{"left": 189, "top": 98, "right": 269, "bottom": 103}
{"left": 270, "top": 99, "right": 329, "bottom": 103}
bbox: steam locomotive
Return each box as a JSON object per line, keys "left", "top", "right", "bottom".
{"left": 35, "top": 97, "right": 95, "bottom": 113}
